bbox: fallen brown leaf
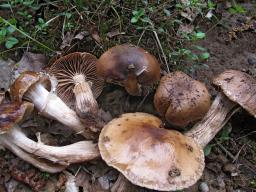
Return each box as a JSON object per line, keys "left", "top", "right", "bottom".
{"left": 16, "top": 52, "right": 47, "bottom": 74}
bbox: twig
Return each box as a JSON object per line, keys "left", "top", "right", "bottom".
{"left": 232, "top": 143, "right": 246, "bottom": 163}
{"left": 149, "top": 21, "right": 170, "bottom": 73}
{"left": 215, "top": 139, "right": 235, "bottom": 160}
{"left": 137, "top": 29, "right": 146, "bottom": 46}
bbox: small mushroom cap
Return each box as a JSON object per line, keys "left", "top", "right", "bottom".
{"left": 213, "top": 70, "right": 256, "bottom": 117}
{"left": 10, "top": 71, "right": 54, "bottom": 102}
{"left": 154, "top": 71, "right": 211, "bottom": 127}
{"left": 99, "top": 112, "right": 204, "bottom": 191}
{"left": 0, "top": 102, "right": 34, "bottom": 134}
{"left": 47, "top": 52, "right": 104, "bottom": 106}
{"left": 96, "top": 44, "right": 160, "bottom": 95}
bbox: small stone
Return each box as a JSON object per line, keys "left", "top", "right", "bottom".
{"left": 248, "top": 57, "right": 256, "bottom": 65}
{"left": 199, "top": 182, "right": 209, "bottom": 192}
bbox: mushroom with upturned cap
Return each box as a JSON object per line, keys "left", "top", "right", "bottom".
{"left": 186, "top": 70, "right": 256, "bottom": 147}
{"left": 154, "top": 71, "right": 211, "bottom": 127}
{"left": 48, "top": 52, "right": 104, "bottom": 119}
{"left": 99, "top": 112, "right": 205, "bottom": 191}
{"left": 0, "top": 101, "right": 100, "bottom": 168}
{"left": 10, "top": 71, "right": 93, "bottom": 138}
{"left": 96, "top": 44, "right": 161, "bottom": 96}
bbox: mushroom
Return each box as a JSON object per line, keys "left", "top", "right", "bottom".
{"left": 99, "top": 113, "right": 204, "bottom": 191}
{"left": 185, "top": 70, "right": 256, "bottom": 147}
{"left": 96, "top": 44, "right": 161, "bottom": 96}
{"left": 47, "top": 52, "right": 104, "bottom": 119}
{"left": 0, "top": 101, "right": 100, "bottom": 166}
{"left": 99, "top": 70, "right": 256, "bottom": 191}
{"left": 10, "top": 71, "right": 92, "bottom": 138}
{"left": 154, "top": 71, "right": 211, "bottom": 127}
{"left": 0, "top": 101, "right": 66, "bottom": 173}
{"left": 0, "top": 137, "right": 66, "bottom": 173}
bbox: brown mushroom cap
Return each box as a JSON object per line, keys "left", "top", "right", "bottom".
{"left": 99, "top": 112, "right": 204, "bottom": 191}
{"left": 10, "top": 71, "right": 53, "bottom": 102}
{"left": 47, "top": 52, "right": 104, "bottom": 107}
{"left": 96, "top": 44, "right": 161, "bottom": 96}
{"left": 154, "top": 71, "right": 211, "bottom": 127}
{"left": 213, "top": 70, "right": 256, "bottom": 117}
{"left": 0, "top": 102, "right": 34, "bottom": 134}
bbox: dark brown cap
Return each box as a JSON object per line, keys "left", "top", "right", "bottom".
{"left": 213, "top": 70, "right": 256, "bottom": 117}
{"left": 0, "top": 102, "right": 34, "bottom": 134}
{"left": 10, "top": 71, "right": 54, "bottom": 102}
{"left": 154, "top": 71, "right": 211, "bottom": 127}
{"left": 47, "top": 52, "right": 104, "bottom": 107}
{"left": 99, "top": 112, "right": 204, "bottom": 191}
{"left": 96, "top": 44, "right": 161, "bottom": 96}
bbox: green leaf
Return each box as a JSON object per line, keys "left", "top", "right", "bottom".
{"left": 163, "top": 9, "right": 171, "bottom": 16}
{"left": 195, "top": 32, "right": 206, "bottom": 39}
{"left": 193, "top": 45, "right": 207, "bottom": 51}
{"left": 5, "top": 37, "right": 19, "bottom": 49}
{"left": 7, "top": 26, "right": 15, "bottom": 34}
{"left": 228, "top": 5, "right": 246, "bottom": 14}
{"left": 200, "top": 52, "right": 210, "bottom": 60}
{"left": 204, "top": 145, "right": 213, "bottom": 156}
{"left": 131, "top": 17, "right": 138, "bottom": 23}
{"left": 23, "top": 0, "right": 34, "bottom": 6}
{"left": 0, "top": 28, "right": 7, "bottom": 37}
{"left": 0, "top": 3, "right": 11, "bottom": 8}
{"left": 132, "top": 10, "right": 138, "bottom": 15}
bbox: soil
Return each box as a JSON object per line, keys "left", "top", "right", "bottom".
{"left": 0, "top": 1, "right": 256, "bottom": 192}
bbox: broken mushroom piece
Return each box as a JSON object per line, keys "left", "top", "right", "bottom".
{"left": 96, "top": 44, "right": 161, "bottom": 96}
{"left": 186, "top": 70, "right": 256, "bottom": 147}
{"left": 0, "top": 101, "right": 100, "bottom": 166}
{"left": 0, "top": 137, "right": 66, "bottom": 173}
{"left": 0, "top": 101, "right": 66, "bottom": 173}
{"left": 48, "top": 52, "right": 104, "bottom": 119}
{"left": 10, "top": 71, "right": 91, "bottom": 138}
{"left": 99, "top": 113, "right": 204, "bottom": 191}
{"left": 154, "top": 71, "right": 211, "bottom": 127}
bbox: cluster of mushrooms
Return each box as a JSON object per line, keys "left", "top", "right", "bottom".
{"left": 1, "top": 44, "right": 256, "bottom": 191}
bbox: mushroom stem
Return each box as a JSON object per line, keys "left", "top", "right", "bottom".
{"left": 73, "top": 74, "right": 99, "bottom": 119}
{"left": 123, "top": 73, "right": 141, "bottom": 96}
{"left": 25, "top": 83, "right": 90, "bottom": 137}
{"left": 185, "top": 93, "right": 238, "bottom": 148}
{"left": 0, "top": 136, "right": 66, "bottom": 173}
{"left": 6, "top": 125, "right": 100, "bottom": 165}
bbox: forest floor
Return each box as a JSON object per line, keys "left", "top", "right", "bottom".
{"left": 0, "top": 0, "right": 256, "bottom": 192}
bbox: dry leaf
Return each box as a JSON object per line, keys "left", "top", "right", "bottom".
{"left": 177, "top": 24, "right": 195, "bottom": 35}
{"left": 64, "top": 171, "right": 79, "bottom": 192}
{"left": 0, "top": 58, "right": 15, "bottom": 91}
{"left": 90, "top": 26, "right": 101, "bottom": 43}
{"left": 74, "top": 31, "right": 89, "bottom": 40}
{"left": 106, "top": 30, "right": 125, "bottom": 38}
{"left": 16, "top": 52, "right": 47, "bottom": 74}
{"left": 60, "top": 32, "right": 74, "bottom": 50}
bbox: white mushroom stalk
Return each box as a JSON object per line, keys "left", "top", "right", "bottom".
{"left": 185, "top": 93, "right": 238, "bottom": 147}
{"left": 24, "top": 83, "right": 91, "bottom": 138}
{"left": 5, "top": 125, "right": 100, "bottom": 165}
{"left": 73, "top": 74, "right": 99, "bottom": 118}
{"left": 0, "top": 136, "right": 66, "bottom": 173}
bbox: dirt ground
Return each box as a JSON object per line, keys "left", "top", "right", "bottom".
{"left": 0, "top": 1, "right": 256, "bottom": 192}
